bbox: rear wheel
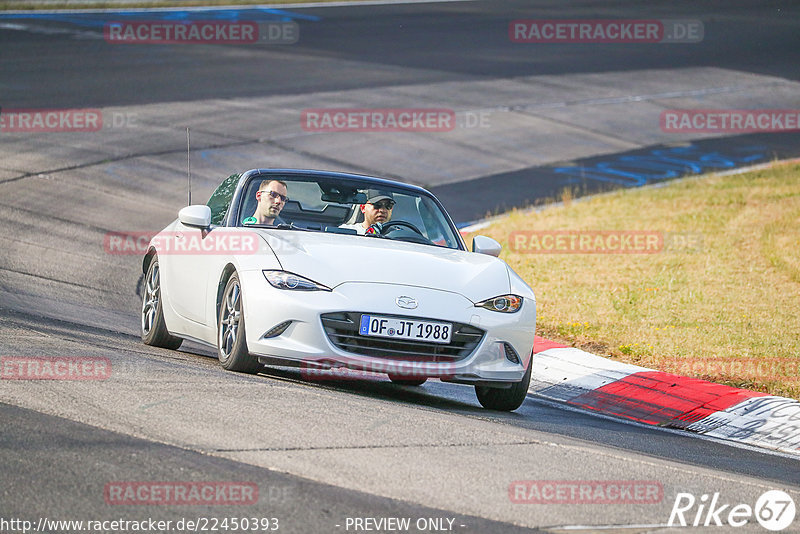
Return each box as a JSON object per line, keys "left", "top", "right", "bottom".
{"left": 474, "top": 357, "right": 532, "bottom": 411}
{"left": 217, "top": 273, "right": 260, "bottom": 374}
{"left": 388, "top": 375, "right": 427, "bottom": 386}
{"left": 141, "top": 257, "right": 182, "bottom": 350}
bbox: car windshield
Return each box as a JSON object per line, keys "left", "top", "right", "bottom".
{"left": 232, "top": 175, "right": 463, "bottom": 250}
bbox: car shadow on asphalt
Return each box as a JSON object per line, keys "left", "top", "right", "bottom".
{"left": 256, "top": 365, "right": 497, "bottom": 413}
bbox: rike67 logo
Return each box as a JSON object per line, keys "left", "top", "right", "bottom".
{"left": 669, "top": 490, "right": 796, "bottom": 531}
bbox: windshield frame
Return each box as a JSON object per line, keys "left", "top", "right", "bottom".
{"left": 218, "top": 169, "right": 466, "bottom": 251}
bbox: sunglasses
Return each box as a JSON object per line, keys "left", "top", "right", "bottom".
{"left": 259, "top": 190, "right": 288, "bottom": 203}
{"left": 370, "top": 200, "right": 395, "bottom": 210}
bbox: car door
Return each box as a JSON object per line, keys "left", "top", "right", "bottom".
{"left": 165, "top": 222, "right": 215, "bottom": 325}
{"left": 166, "top": 174, "right": 240, "bottom": 327}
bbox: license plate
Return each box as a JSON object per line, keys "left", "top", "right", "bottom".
{"left": 359, "top": 315, "right": 452, "bottom": 344}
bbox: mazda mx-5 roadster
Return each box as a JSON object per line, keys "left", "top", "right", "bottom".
{"left": 141, "top": 169, "right": 536, "bottom": 411}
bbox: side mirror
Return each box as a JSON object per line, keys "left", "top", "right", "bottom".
{"left": 472, "top": 235, "right": 502, "bottom": 257}
{"left": 178, "top": 205, "right": 212, "bottom": 228}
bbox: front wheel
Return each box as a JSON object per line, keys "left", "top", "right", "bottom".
{"left": 141, "top": 257, "right": 182, "bottom": 350}
{"left": 217, "top": 273, "right": 260, "bottom": 374}
{"left": 474, "top": 357, "right": 532, "bottom": 411}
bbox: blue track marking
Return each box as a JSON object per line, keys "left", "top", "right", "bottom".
{"left": 439, "top": 136, "right": 800, "bottom": 227}
{"left": 554, "top": 145, "right": 765, "bottom": 187}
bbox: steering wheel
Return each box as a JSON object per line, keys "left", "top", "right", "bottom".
{"left": 380, "top": 221, "right": 424, "bottom": 236}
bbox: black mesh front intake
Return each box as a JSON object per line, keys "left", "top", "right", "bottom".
{"left": 502, "top": 342, "right": 520, "bottom": 364}
{"left": 321, "top": 312, "right": 484, "bottom": 362}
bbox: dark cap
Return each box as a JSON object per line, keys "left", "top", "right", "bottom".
{"left": 365, "top": 189, "right": 394, "bottom": 204}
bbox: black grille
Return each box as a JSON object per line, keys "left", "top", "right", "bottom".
{"left": 321, "top": 312, "right": 484, "bottom": 362}
{"left": 503, "top": 342, "right": 520, "bottom": 364}
{"left": 263, "top": 321, "right": 292, "bottom": 339}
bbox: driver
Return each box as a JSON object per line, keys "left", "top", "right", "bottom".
{"left": 242, "top": 179, "right": 288, "bottom": 226}
{"left": 340, "top": 189, "right": 394, "bottom": 235}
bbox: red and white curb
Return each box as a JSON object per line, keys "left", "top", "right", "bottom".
{"left": 529, "top": 336, "right": 800, "bottom": 456}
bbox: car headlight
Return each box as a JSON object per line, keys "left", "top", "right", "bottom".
{"left": 263, "top": 270, "right": 331, "bottom": 291}
{"left": 475, "top": 294, "right": 523, "bottom": 313}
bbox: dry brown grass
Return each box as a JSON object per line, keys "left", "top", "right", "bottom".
{"left": 465, "top": 161, "right": 800, "bottom": 399}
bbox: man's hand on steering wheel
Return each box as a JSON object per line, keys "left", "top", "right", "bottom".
{"left": 380, "top": 221, "right": 424, "bottom": 236}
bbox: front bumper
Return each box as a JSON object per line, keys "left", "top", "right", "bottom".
{"left": 239, "top": 272, "right": 536, "bottom": 383}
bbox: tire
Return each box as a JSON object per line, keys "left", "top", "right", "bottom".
{"left": 217, "top": 273, "right": 260, "bottom": 374}
{"left": 474, "top": 357, "right": 532, "bottom": 411}
{"left": 141, "top": 257, "right": 183, "bottom": 350}
{"left": 388, "top": 375, "right": 427, "bottom": 386}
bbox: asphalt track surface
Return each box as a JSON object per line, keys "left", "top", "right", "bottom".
{"left": 1, "top": 1, "right": 800, "bottom": 533}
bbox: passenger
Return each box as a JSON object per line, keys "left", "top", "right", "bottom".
{"left": 340, "top": 189, "right": 394, "bottom": 235}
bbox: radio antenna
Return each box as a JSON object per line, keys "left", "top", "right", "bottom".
{"left": 186, "top": 127, "right": 192, "bottom": 206}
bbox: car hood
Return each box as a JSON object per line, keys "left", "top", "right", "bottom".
{"left": 258, "top": 230, "right": 510, "bottom": 302}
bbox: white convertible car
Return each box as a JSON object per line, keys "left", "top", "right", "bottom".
{"left": 141, "top": 169, "right": 536, "bottom": 410}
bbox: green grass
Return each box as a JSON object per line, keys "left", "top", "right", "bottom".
{"left": 464, "top": 161, "right": 800, "bottom": 399}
